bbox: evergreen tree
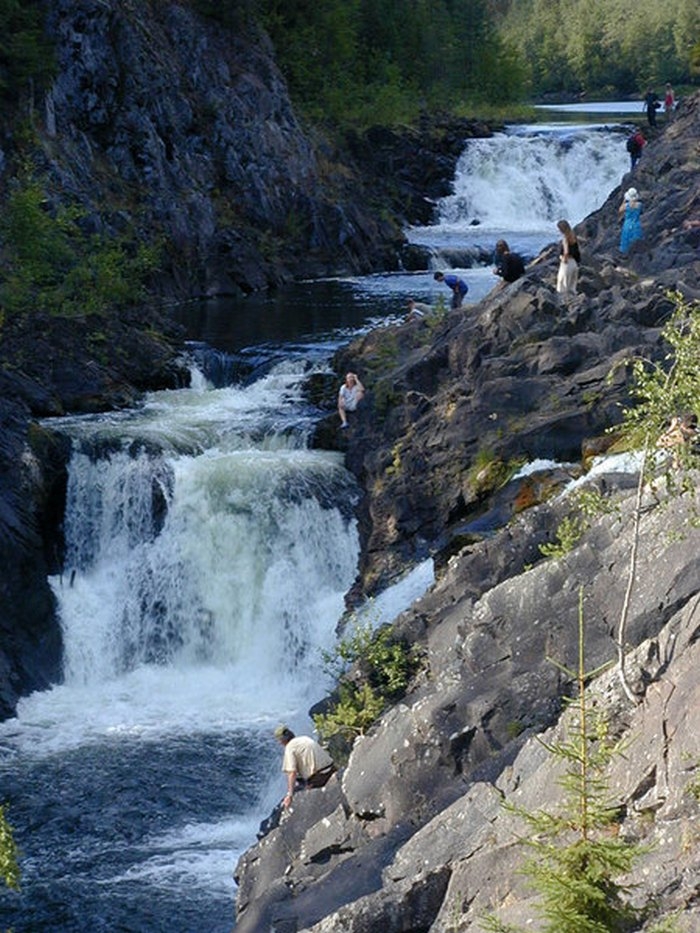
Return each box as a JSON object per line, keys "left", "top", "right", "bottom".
{"left": 482, "top": 593, "right": 644, "bottom": 933}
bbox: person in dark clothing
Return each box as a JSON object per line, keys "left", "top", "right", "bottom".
{"left": 493, "top": 240, "right": 525, "bottom": 283}
{"left": 626, "top": 129, "right": 646, "bottom": 170}
{"left": 434, "top": 271, "right": 469, "bottom": 309}
{"left": 644, "top": 88, "right": 660, "bottom": 127}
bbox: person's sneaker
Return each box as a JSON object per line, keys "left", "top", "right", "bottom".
{"left": 340, "top": 422, "right": 348, "bottom": 429}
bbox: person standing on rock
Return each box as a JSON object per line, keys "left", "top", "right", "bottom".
{"left": 434, "top": 271, "right": 469, "bottom": 309}
{"left": 644, "top": 87, "right": 660, "bottom": 127}
{"left": 556, "top": 219, "right": 580, "bottom": 295}
{"left": 664, "top": 82, "right": 675, "bottom": 119}
{"left": 626, "top": 128, "right": 646, "bottom": 171}
{"left": 275, "top": 725, "right": 337, "bottom": 809}
{"left": 619, "top": 187, "right": 643, "bottom": 254}
{"left": 338, "top": 371, "right": 365, "bottom": 429}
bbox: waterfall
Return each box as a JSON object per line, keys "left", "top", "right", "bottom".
{"left": 58, "top": 445, "right": 358, "bottom": 690}
{"left": 13, "top": 362, "right": 360, "bottom": 750}
{"left": 409, "top": 124, "right": 630, "bottom": 260}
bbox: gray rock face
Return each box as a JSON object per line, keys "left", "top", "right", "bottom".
{"left": 236, "top": 93, "right": 700, "bottom": 932}
{"left": 235, "top": 479, "right": 700, "bottom": 933}
{"left": 37, "top": 0, "right": 401, "bottom": 296}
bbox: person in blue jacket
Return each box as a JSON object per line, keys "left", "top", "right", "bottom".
{"left": 434, "top": 271, "right": 469, "bottom": 309}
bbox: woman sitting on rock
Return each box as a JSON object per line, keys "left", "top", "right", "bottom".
{"left": 338, "top": 371, "right": 365, "bottom": 429}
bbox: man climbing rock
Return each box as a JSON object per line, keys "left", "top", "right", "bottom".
{"left": 275, "top": 724, "right": 337, "bottom": 808}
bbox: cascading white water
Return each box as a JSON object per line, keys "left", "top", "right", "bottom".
{"left": 440, "top": 128, "right": 628, "bottom": 232}
{"left": 23, "top": 364, "right": 361, "bottom": 743}
{"left": 409, "top": 124, "right": 630, "bottom": 258}
{"left": 0, "top": 362, "right": 374, "bottom": 933}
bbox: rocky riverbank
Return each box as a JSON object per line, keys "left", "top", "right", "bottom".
{"left": 319, "top": 91, "right": 700, "bottom": 604}
{"left": 233, "top": 94, "right": 700, "bottom": 931}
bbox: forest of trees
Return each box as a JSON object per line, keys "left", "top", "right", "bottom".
{"left": 500, "top": 0, "right": 700, "bottom": 98}
{"left": 1, "top": 0, "right": 697, "bottom": 127}
{"left": 252, "top": 0, "right": 699, "bottom": 124}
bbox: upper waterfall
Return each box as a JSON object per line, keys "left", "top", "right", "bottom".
{"left": 409, "top": 124, "right": 630, "bottom": 257}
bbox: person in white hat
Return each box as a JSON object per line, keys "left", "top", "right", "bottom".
{"left": 619, "top": 187, "right": 643, "bottom": 254}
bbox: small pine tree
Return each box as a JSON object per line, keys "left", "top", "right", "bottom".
{"left": 483, "top": 591, "right": 644, "bottom": 933}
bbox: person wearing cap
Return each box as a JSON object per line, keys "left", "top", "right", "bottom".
{"left": 274, "top": 725, "right": 337, "bottom": 808}
{"left": 619, "top": 187, "right": 643, "bottom": 254}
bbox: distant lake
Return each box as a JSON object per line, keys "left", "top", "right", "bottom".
{"left": 535, "top": 100, "right": 645, "bottom": 116}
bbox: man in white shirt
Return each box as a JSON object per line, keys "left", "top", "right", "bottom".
{"left": 274, "top": 724, "right": 337, "bottom": 808}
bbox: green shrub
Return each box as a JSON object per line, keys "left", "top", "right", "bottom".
{"left": 0, "top": 176, "right": 160, "bottom": 319}
{"left": 540, "top": 486, "right": 620, "bottom": 560}
{"left": 614, "top": 294, "right": 700, "bottom": 461}
{"left": 314, "top": 621, "right": 422, "bottom": 747}
{"left": 0, "top": 804, "right": 20, "bottom": 892}
{"left": 539, "top": 513, "right": 587, "bottom": 558}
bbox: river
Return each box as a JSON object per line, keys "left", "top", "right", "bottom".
{"left": 0, "top": 107, "right": 631, "bottom": 933}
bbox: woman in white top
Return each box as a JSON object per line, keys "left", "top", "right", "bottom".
{"left": 338, "top": 372, "right": 365, "bottom": 428}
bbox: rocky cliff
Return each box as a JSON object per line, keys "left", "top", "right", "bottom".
{"left": 234, "top": 95, "right": 700, "bottom": 932}
{"left": 324, "top": 92, "right": 700, "bottom": 603}
{"left": 36, "top": 0, "right": 405, "bottom": 296}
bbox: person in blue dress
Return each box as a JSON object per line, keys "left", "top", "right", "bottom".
{"left": 434, "top": 271, "right": 469, "bottom": 308}
{"left": 619, "top": 187, "right": 643, "bottom": 254}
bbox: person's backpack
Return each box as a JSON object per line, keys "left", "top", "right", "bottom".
{"left": 626, "top": 136, "right": 640, "bottom": 154}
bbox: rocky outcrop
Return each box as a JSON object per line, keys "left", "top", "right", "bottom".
{"left": 24, "top": 0, "right": 407, "bottom": 297}
{"left": 234, "top": 469, "right": 700, "bottom": 933}
{"left": 323, "top": 91, "right": 700, "bottom": 602}
{"left": 235, "top": 94, "right": 700, "bottom": 931}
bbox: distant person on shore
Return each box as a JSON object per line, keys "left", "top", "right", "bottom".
{"left": 556, "top": 219, "right": 580, "bottom": 295}
{"left": 434, "top": 271, "right": 469, "bottom": 309}
{"left": 626, "top": 129, "right": 646, "bottom": 171}
{"left": 338, "top": 371, "right": 365, "bottom": 429}
{"left": 619, "top": 187, "right": 643, "bottom": 254}
{"left": 657, "top": 413, "right": 697, "bottom": 469}
{"left": 644, "top": 87, "right": 660, "bottom": 127}
{"left": 275, "top": 725, "right": 337, "bottom": 808}
{"left": 493, "top": 240, "right": 525, "bottom": 283}
{"left": 664, "top": 82, "right": 675, "bottom": 118}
